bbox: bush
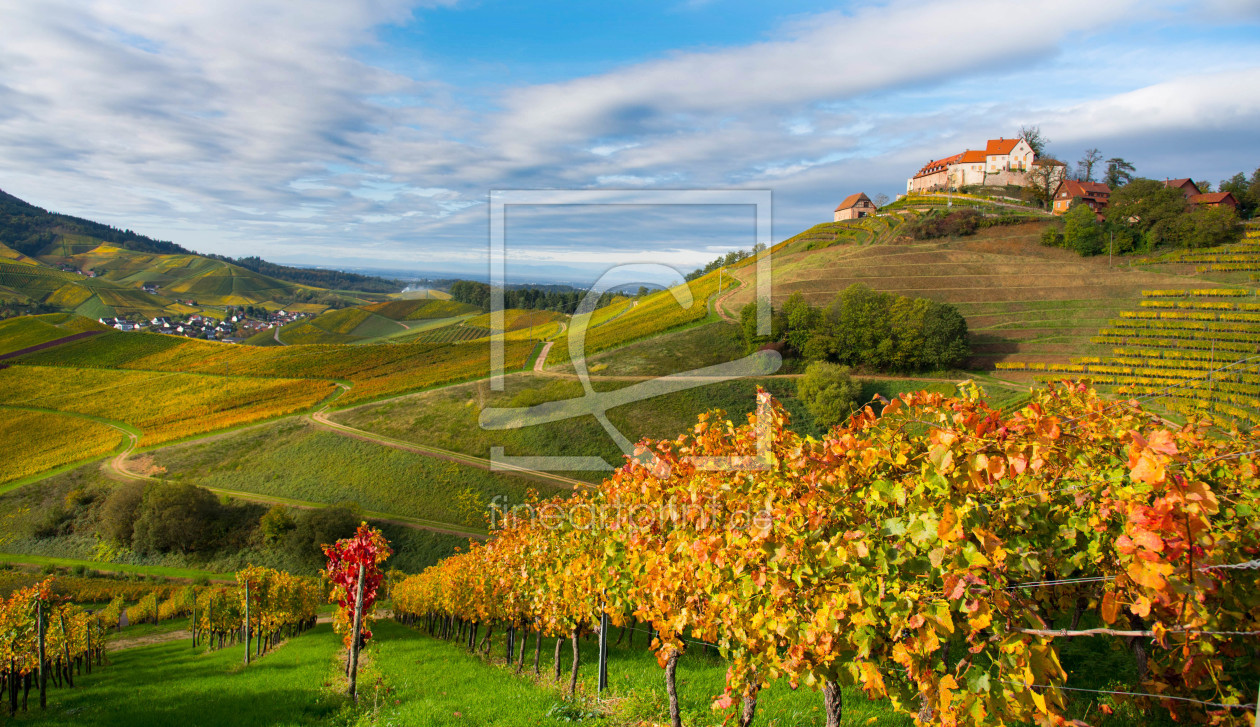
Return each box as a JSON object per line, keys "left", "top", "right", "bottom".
{"left": 796, "top": 362, "right": 862, "bottom": 430}
{"left": 131, "top": 482, "right": 221, "bottom": 555}
{"left": 99, "top": 481, "right": 146, "bottom": 546}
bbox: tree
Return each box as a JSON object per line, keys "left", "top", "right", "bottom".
{"left": 1025, "top": 160, "right": 1067, "bottom": 209}
{"left": 873, "top": 193, "right": 889, "bottom": 207}
{"left": 1076, "top": 148, "right": 1102, "bottom": 182}
{"left": 1104, "top": 178, "right": 1189, "bottom": 248}
{"left": 1017, "top": 125, "right": 1048, "bottom": 157}
{"left": 796, "top": 361, "right": 861, "bottom": 430}
{"left": 98, "top": 481, "right": 146, "bottom": 546}
{"left": 284, "top": 503, "right": 361, "bottom": 571}
{"left": 259, "top": 505, "right": 296, "bottom": 546}
{"left": 1220, "top": 169, "right": 1260, "bottom": 219}
{"left": 1103, "top": 158, "right": 1136, "bottom": 188}
{"left": 131, "top": 483, "right": 221, "bottom": 554}
{"left": 1061, "top": 203, "right": 1104, "bottom": 256}
{"left": 1178, "top": 205, "right": 1244, "bottom": 249}
{"left": 780, "top": 292, "right": 821, "bottom": 354}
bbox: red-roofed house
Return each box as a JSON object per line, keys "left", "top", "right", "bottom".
{"left": 985, "top": 137, "right": 1035, "bottom": 174}
{"left": 1163, "top": 178, "right": 1200, "bottom": 198}
{"left": 907, "top": 152, "right": 964, "bottom": 193}
{"left": 1189, "top": 192, "right": 1239, "bottom": 210}
{"left": 947, "top": 150, "right": 988, "bottom": 188}
{"left": 834, "top": 193, "right": 876, "bottom": 221}
{"left": 1053, "top": 180, "right": 1112, "bottom": 215}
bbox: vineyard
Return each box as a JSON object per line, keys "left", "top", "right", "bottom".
{"left": 14, "top": 332, "right": 537, "bottom": 406}
{"left": 997, "top": 287, "right": 1260, "bottom": 424}
{"left": 415, "top": 323, "right": 494, "bottom": 343}
{"left": 0, "top": 364, "right": 334, "bottom": 445}
{"left": 364, "top": 298, "right": 478, "bottom": 320}
{"left": 392, "top": 385, "right": 1260, "bottom": 726}
{"left": 1141, "top": 229, "right": 1260, "bottom": 273}
{"left": 0, "top": 408, "right": 124, "bottom": 485}
{"left": 0, "top": 566, "right": 322, "bottom": 719}
{"left": 545, "top": 269, "right": 733, "bottom": 367}
{"left": 0, "top": 314, "right": 102, "bottom": 356}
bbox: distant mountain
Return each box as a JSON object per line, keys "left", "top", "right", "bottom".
{"left": 207, "top": 255, "right": 403, "bottom": 294}
{"left": 0, "top": 188, "right": 192, "bottom": 257}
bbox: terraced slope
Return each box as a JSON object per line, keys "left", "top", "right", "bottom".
{"left": 720, "top": 221, "right": 1229, "bottom": 368}
{"left": 997, "top": 229, "right": 1260, "bottom": 425}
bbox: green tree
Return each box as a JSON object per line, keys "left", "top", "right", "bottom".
{"left": 1103, "top": 158, "right": 1136, "bottom": 189}
{"left": 98, "top": 481, "right": 146, "bottom": 546}
{"left": 283, "top": 503, "right": 361, "bottom": 572}
{"left": 259, "top": 505, "right": 297, "bottom": 546}
{"left": 739, "top": 300, "right": 781, "bottom": 352}
{"left": 796, "top": 362, "right": 861, "bottom": 430}
{"left": 1178, "top": 205, "right": 1244, "bottom": 249}
{"left": 1220, "top": 170, "right": 1259, "bottom": 218}
{"left": 131, "top": 482, "right": 221, "bottom": 554}
{"left": 780, "top": 292, "right": 821, "bottom": 354}
{"left": 1104, "top": 178, "right": 1188, "bottom": 248}
{"left": 1063, "top": 203, "right": 1104, "bottom": 256}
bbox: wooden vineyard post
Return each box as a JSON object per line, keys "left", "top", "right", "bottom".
{"left": 191, "top": 603, "right": 197, "bottom": 650}
{"left": 58, "top": 609, "right": 72, "bottom": 688}
{"left": 597, "top": 610, "right": 609, "bottom": 695}
{"left": 243, "top": 579, "right": 251, "bottom": 666}
{"left": 347, "top": 562, "right": 366, "bottom": 701}
{"left": 35, "top": 599, "right": 46, "bottom": 710}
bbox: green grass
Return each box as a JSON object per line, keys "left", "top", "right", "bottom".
{"left": 147, "top": 419, "right": 569, "bottom": 528}
{"left": 0, "top": 315, "right": 75, "bottom": 354}
{"left": 10, "top": 624, "right": 348, "bottom": 726}
{"left": 372, "top": 620, "right": 911, "bottom": 727}
{"left": 0, "top": 553, "right": 230, "bottom": 580}
{"left": 553, "top": 321, "right": 747, "bottom": 377}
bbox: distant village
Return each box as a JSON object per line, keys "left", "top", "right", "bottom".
{"left": 832, "top": 135, "right": 1243, "bottom": 221}
{"left": 99, "top": 305, "right": 309, "bottom": 342}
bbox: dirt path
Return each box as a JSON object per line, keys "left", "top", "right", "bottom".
{"left": 0, "top": 329, "right": 104, "bottom": 360}
{"left": 273, "top": 325, "right": 286, "bottom": 345}
{"left": 109, "top": 628, "right": 192, "bottom": 651}
{"left": 308, "top": 405, "right": 593, "bottom": 491}
{"left": 532, "top": 341, "right": 554, "bottom": 371}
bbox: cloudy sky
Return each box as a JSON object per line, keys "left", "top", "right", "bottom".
{"left": 2, "top": 0, "right": 1259, "bottom": 283}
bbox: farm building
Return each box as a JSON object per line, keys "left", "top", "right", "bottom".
{"left": 1052, "top": 180, "right": 1112, "bottom": 215}
{"left": 1189, "top": 191, "right": 1239, "bottom": 210}
{"left": 834, "top": 193, "right": 877, "bottom": 221}
{"left": 1163, "top": 178, "right": 1201, "bottom": 197}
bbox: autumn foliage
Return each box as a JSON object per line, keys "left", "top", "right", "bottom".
{"left": 323, "top": 523, "right": 392, "bottom": 649}
{"left": 394, "top": 383, "right": 1260, "bottom": 726}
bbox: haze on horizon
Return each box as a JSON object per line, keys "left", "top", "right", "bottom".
{"left": 1, "top": 0, "right": 1259, "bottom": 283}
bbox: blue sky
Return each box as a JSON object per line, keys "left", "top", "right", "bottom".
{"left": 1, "top": 0, "right": 1259, "bottom": 284}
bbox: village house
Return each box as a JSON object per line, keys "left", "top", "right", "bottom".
{"left": 1163, "top": 178, "right": 1201, "bottom": 198}
{"left": 834, "top": 193, "right": 877, "bottom": 221}
{"left": 1053, "top": 180, "right": 1112, "bottom": 215}
{"left": 1190, "top": 191, "right": 1239, "bottom": 210}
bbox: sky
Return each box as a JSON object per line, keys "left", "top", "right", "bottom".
{"left": 1, "top": 0, "right": 1259, "bottom": 284}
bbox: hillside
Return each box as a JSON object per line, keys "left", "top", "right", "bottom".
{"left": 0, "top": 188, "right": 401, "bottom": 316}
{"left": 0, "top": 188, "right": 190, "bottom": 257}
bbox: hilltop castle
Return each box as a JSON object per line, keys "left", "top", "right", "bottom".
{"left": 907, "top": 137, "right": 1037, "bottom": 193}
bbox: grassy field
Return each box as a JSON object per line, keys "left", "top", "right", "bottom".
{"left": 0, "top": 406, "right": 124, "bottom": 485}
{"left": 146, "top": 418, "right": 570, "bottom": 527}
{"left": 8, "top": 623, "right": 348, "bottom": 727}
{"left": 0, "top": 553, "right": 229, "bottom": 580}
{"left": 0, "top": 313, "right": 97, "bottom": 354}
{"left": 551, "top": 321, "right": 748, "bottom": 377}
{"left": 0, "top": 364, "right": 335, "bottom": 445}
{"left": 330, "top": 372, "right": 968, "bottom": 480}
{"left": 545, "top": 269, "right": 734, "bottom": 367}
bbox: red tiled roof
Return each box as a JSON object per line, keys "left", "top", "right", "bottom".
{"left": 835, "top": 192, "right": 872, "bottom": 211}
{"left": 1164, "top": 178, "right": 1196, "bottom": 189}
{"left": 985, "top": 138, "right": 1022, "bottom": 156}
{"left": 913, "top": 152, "right": 964, "bottom": 178}
{"left": 1190, "top": 192, "right": 1237, "bottom": 205}
{"left": 958, "top": 149, "right": 986, "bottom": 164}
{"left": 1056, "top": 180, "right": 1112, "bottom": 199}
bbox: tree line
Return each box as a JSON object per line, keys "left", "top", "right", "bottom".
{"left": 1043, "top": 177, "right": 1245, "bottom": 256}
{"left": 684, "top": 243, "right": 766, "bottom": 282}
{"left": 449, "top": 280, "right": 619, "bottom": 313}
{"left": 740, "top": 284, "right": 970, "bottom": 374}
